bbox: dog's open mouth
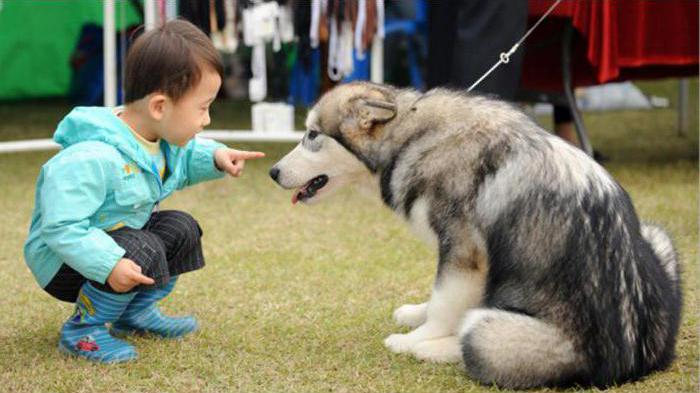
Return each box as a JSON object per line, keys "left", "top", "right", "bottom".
{"left": 292, "top": 175, "right": 329, "bottom": 204}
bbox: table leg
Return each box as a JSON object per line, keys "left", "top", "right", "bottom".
{"left": 561, "top": 22, "right": 594, "bottom": 157}
{"left": 678, "top": 79, "right": 689, "bottom": 137}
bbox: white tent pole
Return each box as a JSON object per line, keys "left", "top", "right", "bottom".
{"left": 0, "top": 131, "right": 305, "bottom": 154}
{"left": 370, "top": 0, "right": 384, "bottom": 83}
{"left": 103, "top": 0, "right": 117, "bottom": 107}
{"left": 144, "top": 0, "right": 157, "bottom": 30}
{"left": 165, "top": 0, "right": 177, "bottom": 22}
{"left": 370, "top": 36, "right": 383, "bottom": 84}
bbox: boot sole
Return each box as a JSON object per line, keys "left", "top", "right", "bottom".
{"left": 58, "top": 342, "right": 137, "bottom": 363}
{"left": 110, "top": 325, "right": 197, "bottom": 339}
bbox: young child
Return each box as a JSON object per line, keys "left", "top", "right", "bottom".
{"left": 23, "top": 19, "right": 264, "bottom": 363}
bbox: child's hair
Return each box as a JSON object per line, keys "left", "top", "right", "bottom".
{"left": 124, "top": 19, "right": 224, "bottom": 103}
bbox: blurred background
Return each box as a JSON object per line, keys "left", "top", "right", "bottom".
{"left": 0, "top": 2, "right": 698, "bottom": 392}
{"left": 0, "top": 0, "right": 697, "bottom": 159}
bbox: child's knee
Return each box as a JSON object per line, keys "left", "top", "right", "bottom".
{"left": 110, "top": 228, "right": 168, "bottom": 278}
{"left": 134, "top": 232, "right": 169, "bottom": 279}
{"left": 168, "top": 210, "right": 203, "bottom": 238}
{"left": 155, "top": 210, "right": 203, "bottom": 251}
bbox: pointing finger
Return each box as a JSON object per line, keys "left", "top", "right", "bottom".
{"left": 235, "top": 151, "right": 266, "bottom": 160}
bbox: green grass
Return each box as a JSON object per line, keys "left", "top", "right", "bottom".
{"left": 0, "top": 79, "right": 697, "bottom": 392}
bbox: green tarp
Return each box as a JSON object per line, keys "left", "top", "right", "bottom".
{"left": 0, "top": 0, "right": 141, "bottom": 100}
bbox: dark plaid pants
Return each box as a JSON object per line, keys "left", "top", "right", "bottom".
{"left": 44, "top": 210, "right": 205, "bottom": 303}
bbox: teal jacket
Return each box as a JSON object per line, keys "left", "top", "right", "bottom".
{"left": 24, "top": 107, "right": 226, "bottom": 288}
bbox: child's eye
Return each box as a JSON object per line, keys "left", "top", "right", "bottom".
{"left": 308, "top": 130, "right": 319, "bottom": 140}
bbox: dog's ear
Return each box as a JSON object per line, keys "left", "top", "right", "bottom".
{"left": 356, "top": 99, "right": 396, "bottom": 130}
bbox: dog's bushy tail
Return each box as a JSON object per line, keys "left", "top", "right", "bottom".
{"left": 641, "top": 223, "right": 680, "bottom": 292}
{"left": 639, "top": 223, "right": 682, "bottom": 376}
{"left": 459, "top": 309, "right": 584, "bottom": 389}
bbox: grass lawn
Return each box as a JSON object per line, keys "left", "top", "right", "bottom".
{"left": 0, "top": 79, "right": 697, "bottom": 392}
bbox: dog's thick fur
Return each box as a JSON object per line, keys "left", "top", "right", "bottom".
{"left": 270, "top": 82, "right": 681, "bottom": 389}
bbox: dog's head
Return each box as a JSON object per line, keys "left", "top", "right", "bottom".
{"left": 269, "top": 82, "right": 397, "bottom": 204}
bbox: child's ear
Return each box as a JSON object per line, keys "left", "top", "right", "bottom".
{"left": 147, "top": 93, "right": 167, "bottom": 121}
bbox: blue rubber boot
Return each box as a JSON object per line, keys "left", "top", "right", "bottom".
{"left": 111, "top": 277, "right": 198, "bottom": 339}
{"left": 58, "top": 282, "right": 137, "bottom": 363}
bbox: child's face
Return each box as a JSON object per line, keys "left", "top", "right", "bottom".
{"left": 160, "top": 67, "right": 222, "bottom": 146}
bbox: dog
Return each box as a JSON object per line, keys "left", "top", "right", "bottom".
{"left": 269, "top": 82, "right": 681, "bottom": 389}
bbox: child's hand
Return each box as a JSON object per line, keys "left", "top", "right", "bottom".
{"left": 107, "top": 258, "right": 155, "bottom": 292}
{"left": 214, "top": 148, "right": 266, "bottom": 177}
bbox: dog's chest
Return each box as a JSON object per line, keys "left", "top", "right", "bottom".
{"left": 405, "top": 197, "right": 438, "bottom": 249}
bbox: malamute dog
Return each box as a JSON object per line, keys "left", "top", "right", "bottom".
{"left": 269, "top": 82, "right": 681, "bottom": 389}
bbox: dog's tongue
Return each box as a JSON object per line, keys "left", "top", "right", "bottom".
{"left": 291, "top": 185, "right": 306, "bottom": 205}
{"left": 291, "top": 175, "right": 327, "bottom": 205}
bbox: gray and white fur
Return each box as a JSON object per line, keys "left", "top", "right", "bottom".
{"left": 269, "top": 82, "right": 682, "bottom": 389}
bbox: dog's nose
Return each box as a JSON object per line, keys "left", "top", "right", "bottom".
{"left": 269, "top": 167, "right": 280, "bottom": 181}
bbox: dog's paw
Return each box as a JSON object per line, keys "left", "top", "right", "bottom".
{"left": 412, "top": 336, "right": 463, "bottom": 363}
{"left": 393, "top": 303, "right": 428, "bottom": 328}
{"left": 384, "top": 333, "right": 419, "bottom": 354}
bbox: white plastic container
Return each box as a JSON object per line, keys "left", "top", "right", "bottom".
{"left": 251, "top": 102, "right": 295, "bottom": 133}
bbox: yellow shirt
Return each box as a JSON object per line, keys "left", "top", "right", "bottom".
{"left": 114, "top": 108, "right": 166, "bottom": 180}
{"left": 127, "top": 127, "right": 166, "bottom": 180}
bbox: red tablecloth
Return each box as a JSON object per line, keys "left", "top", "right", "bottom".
{"left": 521, "top": 0, "right": 699, "bottom": 92}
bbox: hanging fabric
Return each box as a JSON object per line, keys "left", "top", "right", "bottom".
{"left": 249, "top": 42, "right": 267, "bottom": 101}
{"left": 211, "top": 0, "right": 238, "bottom": 53}
{"left": 234, "top": 0, "right": 384, "bottom": 102}
{"left": 242, "top": 1, "right": 278, "bottom": 101}
{"left": 179, "top": 0, "right": 225, "bottom": 35}
{"left": 278, "top": 3, "right": 295, "bottom": 44}
{"left": 339, "top": 19, "right": 354, "bottom": 78}
{"left": 291, "top": 0, "right": 320, "bottom": 105}
{"left": 361, "top": 0, "right": 376, "bottom": 53}
{"left": 242, "top": 1, "right": 295, "bottom": 101}
{"left": 327, "top": 6, "right": 341, "bottom": 81}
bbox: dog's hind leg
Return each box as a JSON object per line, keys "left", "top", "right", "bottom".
{"left": 459, "top": 308, "right": 585, "bottom": 389}
{"left": 412, "top": 335, "right": 462, "bottom": 363}
{"left": 393, "top": 302, "right": 428, "bottom": 328}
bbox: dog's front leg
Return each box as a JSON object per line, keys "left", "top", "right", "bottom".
{"left": 384, "top": 265, "right": 485, "bottom": 363}
{"left": 393, "top": 302, "right": 428, "bottom": 328}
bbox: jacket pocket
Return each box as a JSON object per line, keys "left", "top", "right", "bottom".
{"left": 114, "top": 175, "right": 152, "bottom": 208}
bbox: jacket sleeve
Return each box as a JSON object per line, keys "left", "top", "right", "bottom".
{"left": 177, "top": 136, "right": 227, "bottom": 189}
{"left": 39, "top": 155, "right": 125, "bottom": 284}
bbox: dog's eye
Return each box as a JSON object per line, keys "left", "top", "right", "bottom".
{"left": 307, "top": 130, "right": 319, "bottom": 140}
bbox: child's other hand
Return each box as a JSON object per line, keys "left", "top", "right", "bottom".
{"left": 107, "top": 258, "right": 155, "bottom": 292}
{"left": 214, "top": 148, "right": 265, "bottom": 177}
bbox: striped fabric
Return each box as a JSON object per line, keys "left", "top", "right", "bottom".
{"left": 141, "top": 210, "right": 206, "bottom": 280}
{"left": 58, "top": 282, "right": 137, "bottom": 363}
{"left": 111, "top": 276, "right": 198, "bottom": 338}
{"left": 44, "top": 210, "right": 205, "bottom": 302}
